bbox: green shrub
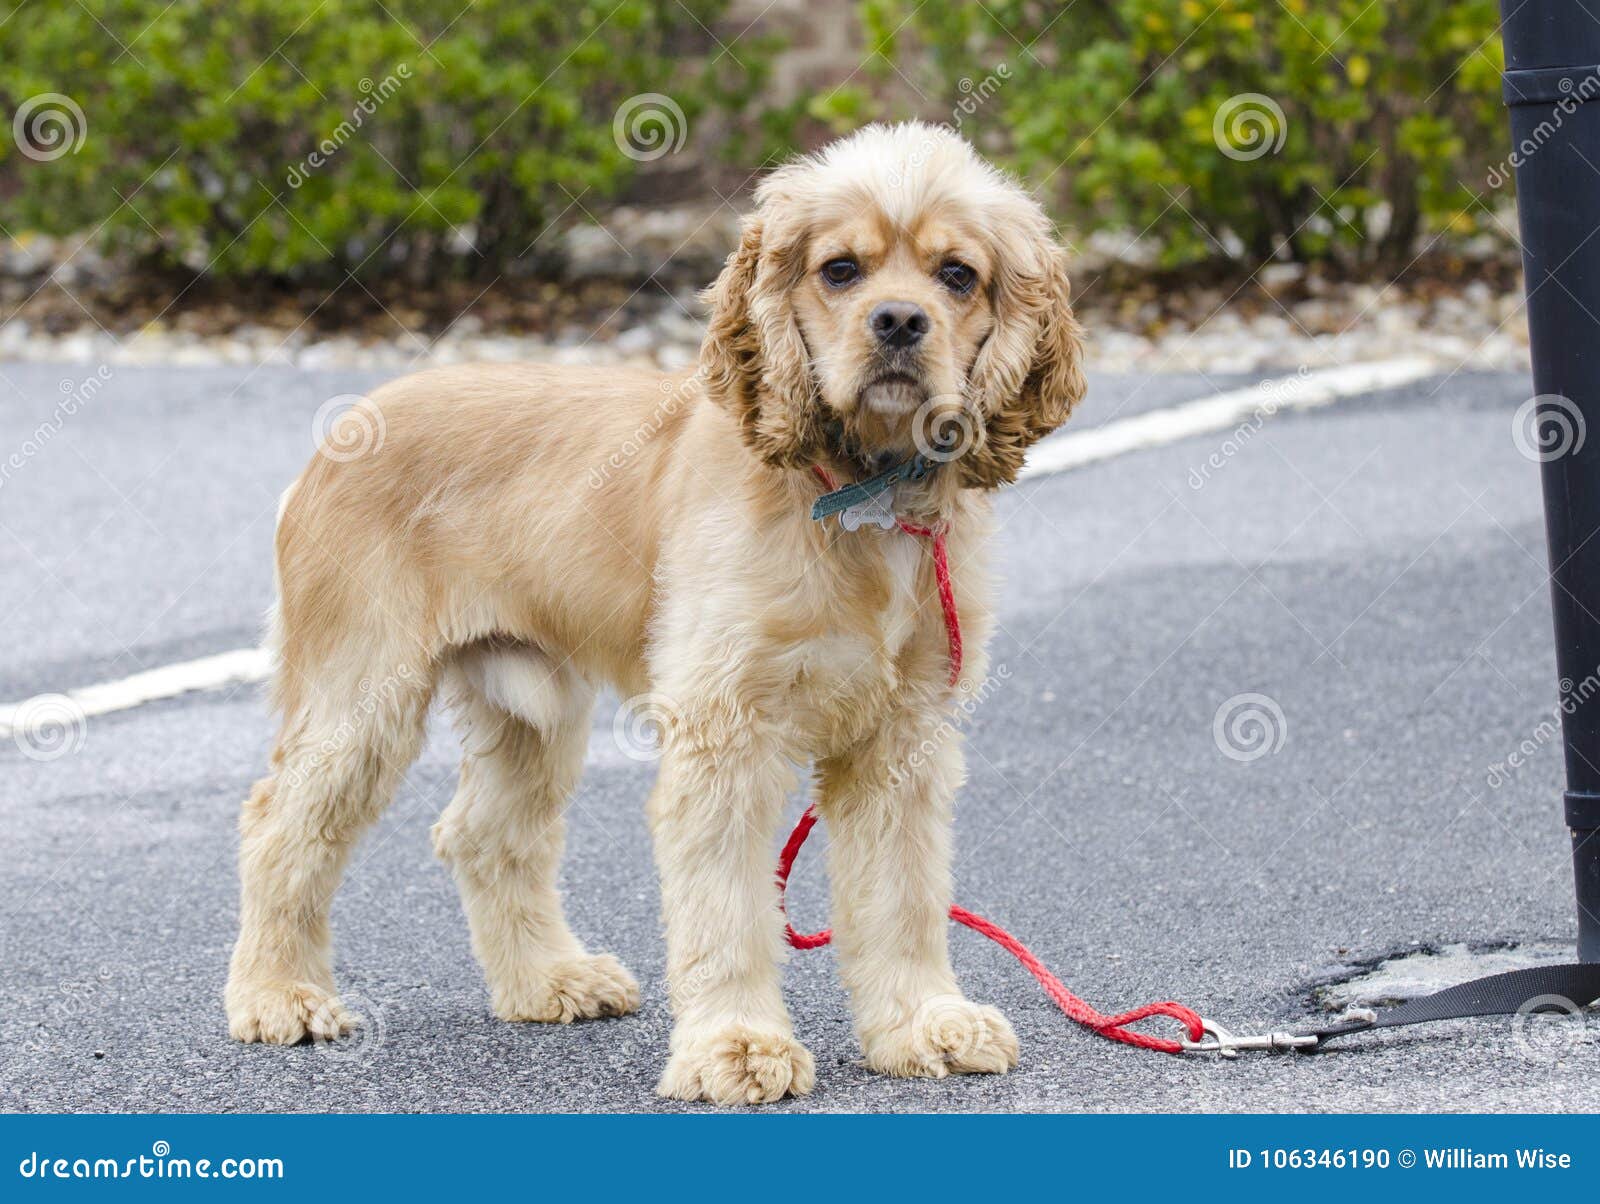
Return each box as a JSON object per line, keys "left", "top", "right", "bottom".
{"left": 0, "top": 0, "right": 766, "bottom": 280}
{"left": 886, "top": 0, "right": 1505, "bottom": 267}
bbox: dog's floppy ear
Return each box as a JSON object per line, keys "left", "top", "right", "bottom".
{"left": 959, "top": 237, "right": 1086, "bottom": 489}
{"left": 699, "top": 214, "right": 823, "bottom": 466}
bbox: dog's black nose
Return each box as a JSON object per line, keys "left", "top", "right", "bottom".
{"left": 868, "top": 301, "right": 929, "bottom": 349}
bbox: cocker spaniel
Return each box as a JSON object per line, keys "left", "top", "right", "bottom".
{"left": 225, "top": 121, "right": 1086, "bottom": 1104}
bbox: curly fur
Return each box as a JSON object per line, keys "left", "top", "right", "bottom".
{"left": 701, "top": 121, "right": 1085, "bottom": 485}
{"left": 225, "top": 122, "right": 1082, "bottom": 1106}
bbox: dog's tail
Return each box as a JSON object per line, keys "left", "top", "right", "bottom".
{"left": 261, "top": 478, "right": 298, "bottom": 718}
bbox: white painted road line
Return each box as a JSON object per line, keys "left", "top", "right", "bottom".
{"left": 2, "top": 360, "right": 1435, "bottom": 733}
{"left": 0, "top": 647, "right": 271, "bottom": 739}
{"left": 1019, "top": 358, "right": 1436, "bottom": 479}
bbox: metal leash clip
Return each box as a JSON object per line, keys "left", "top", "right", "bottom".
{"left": 1179, "top": 1018, "right": 1319, "bottom": 1057}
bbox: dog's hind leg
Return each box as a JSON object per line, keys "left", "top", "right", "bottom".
{"left": 226, "top": 654, "right": 434, "bottom": 1044}
{"left": 432, "top": 644, "right": 638, "bottom": 1023}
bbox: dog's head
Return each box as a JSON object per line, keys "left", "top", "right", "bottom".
{"left": 700, "top": 122, "right": 1085, "bottom": 488}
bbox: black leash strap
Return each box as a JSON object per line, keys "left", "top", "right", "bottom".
{"left": 1182, "top": 963, "right": 1600, "bottom": 1056}
{"left": 1303, "top": 962, "right": 1600, "bottom": 1049}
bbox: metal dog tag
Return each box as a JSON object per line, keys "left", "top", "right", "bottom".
{"left": 839, "top": 487, "right": 898, "bottom": 531}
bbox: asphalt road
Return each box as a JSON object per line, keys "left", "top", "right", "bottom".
{"left": 2, "top": 359, "right": 1596, "bottom": 1113}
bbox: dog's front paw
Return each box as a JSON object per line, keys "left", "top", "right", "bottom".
{"left": 226, "top": 979, "right": 355, "bottom": 1045}
{"left": 657, "top": 1026, "right": 815, "bottom": 1105}
{"left": 491, "top": 953, "right": 641, "bottom": 1023}
{"left": 863, "top": 995, "right": 1018, "bottom": 1078}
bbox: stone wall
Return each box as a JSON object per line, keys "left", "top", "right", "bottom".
{"left": 726, "top": 0, "right": 862, "bottom": 103}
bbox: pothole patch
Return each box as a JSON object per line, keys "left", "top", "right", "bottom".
{"left": 1314, "top": 941, "right": 1573, "bottom": 1012}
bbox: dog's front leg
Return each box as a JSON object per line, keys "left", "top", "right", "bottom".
{"left": 817, "top": 708, "right": 1018, "bottom": 1079}
{"left": 648, "top": 723, "right": 814, "bottom": 1105}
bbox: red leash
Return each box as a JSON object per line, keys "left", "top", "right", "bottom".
{"left": 794, "top": 466, "right": 1206, "bottom": 1055}
{"left": 811, "top": 466, "right": 962, "bottom": 685}
{"left": 777, "top": 806, "right": 1204, "bottom": 1053}
{"left": 897, "top": 520, "right": 962, "bottom": 687}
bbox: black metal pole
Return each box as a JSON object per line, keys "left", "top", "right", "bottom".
{"left": 1501, "top": 2, "right": 1600, "bottom": 962}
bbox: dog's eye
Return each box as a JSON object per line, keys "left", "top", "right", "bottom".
{"left": 820, "top": 258, "right": 859, "bottom": 287}
{"left": 937, "top": 262, "right": 977, "bottom": 294}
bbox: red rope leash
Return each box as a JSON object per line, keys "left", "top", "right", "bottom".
{"left": 793, "top": 464, "right": 1205, "bottom": 1054}
{"left": 897, "top": 522, "right": 962, "bottom": 687}
{"left": 777, "top": 806, "right": 833, "bottom": 950}
{"left": 777, "top": 804, "right": 1204, "bottom": 1053}
{"left": 811, "top": 466, "right": 962, "bottom": 686}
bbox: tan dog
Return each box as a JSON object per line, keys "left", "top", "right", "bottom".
{"left": 225, "top": 122, "right": 1085, "bottom": 1105}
